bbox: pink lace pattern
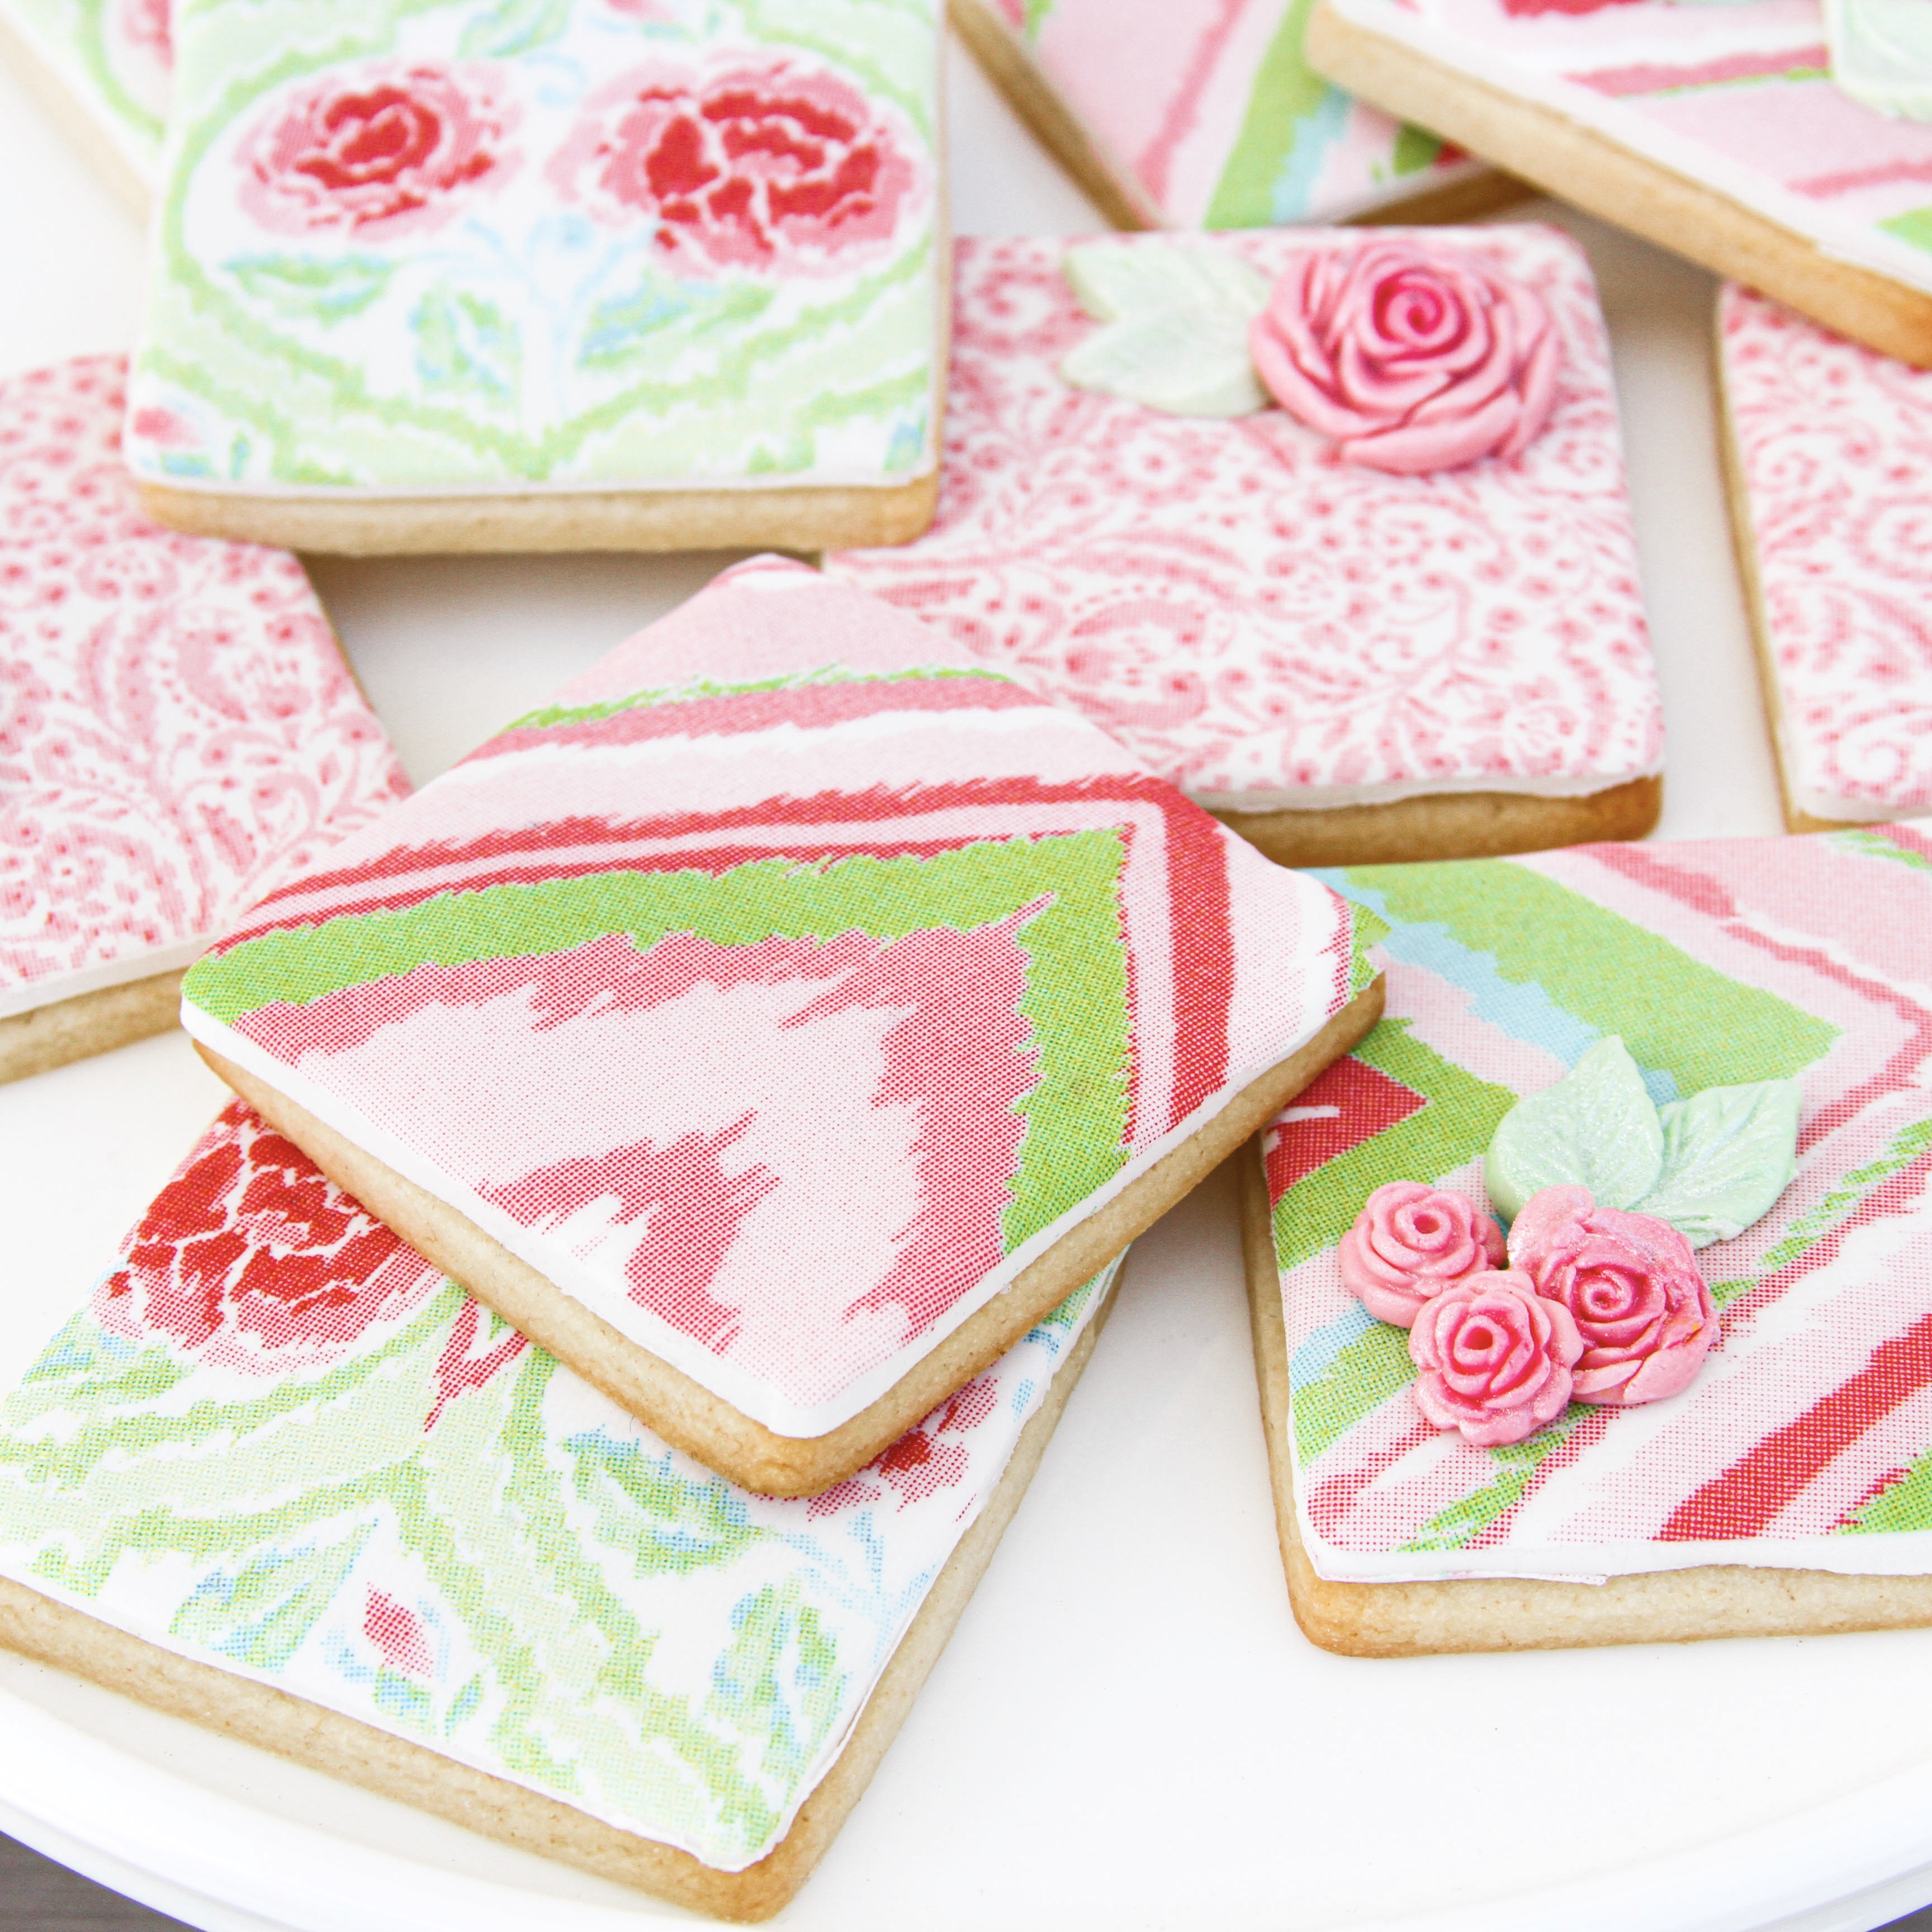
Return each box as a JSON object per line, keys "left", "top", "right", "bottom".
{"left": 828, "top": 228, "right": 1664, "bottom": 811}
{"left": 0, "top": 356, "right": 409, "bottom": 1010}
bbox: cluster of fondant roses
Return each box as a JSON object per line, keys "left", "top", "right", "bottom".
{"left": 235, "top": 53, "right": 916, "bottom": 273}
{"left": 1061, "top": 234, "right": 1562, "bottom": 475}
{"left": 1342, "top": 1181, "right": 1716, "bottom": 1447}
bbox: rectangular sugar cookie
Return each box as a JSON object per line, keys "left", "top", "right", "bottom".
{"left": 0, "top": 355, "right": 409, "bottom": 1083}
{"left": 1242, "top": 825, "right": 1932, "bottom": 1655}
{"left": 179, "top": 556, "right": 1382, "bottom": 1495}
{"left": 1718, "top": 282, "right": 1932, "bottom": 834}
{"left": 1306, "top": 0, "right": 1932, "bottom": 366}
{"left": 949, "top": 0, "right": 1503, "bottom": 231}
{"left": 828, "top": 227, "right": 1664, "bottom": 869}
{"left": 0, "top": 1101, "right": 1121, "bottom": 1921}
{"left": 125, "top": 0, "right": 947, "bottom": 555}
{"left": 0, "top": 0, "right": 168, "bottom": 208}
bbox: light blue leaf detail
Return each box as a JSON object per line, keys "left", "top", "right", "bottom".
{"left": 169, "top": 1523, "right": 375, "bottom": 1671}
{"left": 1485, "top": 1035, "right": 1664, "bottom": 1223}
{"left": 227, "top": 254, "right": 396, "bottom": 324}
{"left": 458, "top": 0, "right": 571, "bottom": 58}
{"left": 1059, "top": 240, "right": 1272, "bottom": 418}
{"left": 1631, "top": 1079, "right": 1803, "bottom": 1248}
{"left": 579, "top": 278, "right": 705, "bottom": 368}
{"left": 414, "top": 290, "right": 520, "bottom": 399}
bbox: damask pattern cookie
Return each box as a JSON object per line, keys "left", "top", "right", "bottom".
{"left": 178, "top": 556, "right": 1382, "bottom": 1494}
{"left": 0, "top": 0, "right": 168, "bottom": 209}
{"left": 1307, "top": 0, "right": 1932, "bottom": 366}
{"left": 949, "top": 0, "right": 1498, "bottom": 231}
{"left": 1720, "top": 284, "right": 1932, "bottom": 831}
{"left": 1244, "top": 823, "right": 1932, "bottom": 1654}
{"left": 827, "top": 226, "right": 1664, "bottom": 868}
{"left": 0, "top": 354, "right": 408, "bottom": 1081}
{"left": 125, "top": 0, "right": 946, "bottom": 555}
{"left": 0, "top": 1100, "right": 1123, "bottom": 1917}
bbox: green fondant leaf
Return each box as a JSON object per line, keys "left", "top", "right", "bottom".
{"left": 1484, "top": 1035, "right": 1663, "bottom": 1223}
{"left": 1829, "top": 0, "right": 1932, "bottom": 122}
{"left": 226, "top": 254, "right": 395, "bottom": 324}
{"left": 1059, "top": 240, "right": 1271, "bottom": 418}
{"left": 1631, "top": 1079, "right": 1802, "bottom": 1249}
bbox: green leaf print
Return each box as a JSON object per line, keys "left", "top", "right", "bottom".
{"left": 228, "top": 254, "right": 396, "bottom": 324}
{"left": 414, "top": 290, "right": 521, "bottom": 400}
{"left": 567, "top": 1434, "right": 768, "bottom": 1580}
{"left": 168, "top": 1521, "right": 376, "bottom": 1671}
{"left": 707, "top": 1579, "right": 849, "bottom": 1788}
{"left": 458, "top": 0, "right": 572, "bottom": 57}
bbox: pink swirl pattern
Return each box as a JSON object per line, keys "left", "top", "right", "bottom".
{"left": 1409, "top": 1269, "right": 1583, "bottom": 1447}
{"left": 0, "top": 356, "right": 409, "bottom": 1007}
{"left": 1721, "top": 286, "right": 1932, "bottom": 822}
{"left": 1252, "top": 239, "right": 1562, "bottom": 473}
{"left": 827, "top": 228, "right": 1662, "bottom": 808}
{"left": 1338, "top": 1180, "right": 1505, "bottom": 1326}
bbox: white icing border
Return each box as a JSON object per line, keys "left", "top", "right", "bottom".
{"left": 0, "top": 936, "right": 209, "bottom": 1025}
{"left": 1196, "top": 765, "right": 1662, "bottom": 815}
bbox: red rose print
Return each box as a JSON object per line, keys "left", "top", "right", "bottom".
{"left": 97, "top": 1103, "right": 441, "bottom": 1372}
{"left": 551, "top": 58, "right": 920, "bottom": 272}
{"left": 238, "top": 63, "right": 512, "bottom": 238}
{"left": 122, "top": 0, "right": 171, "bottom": 63}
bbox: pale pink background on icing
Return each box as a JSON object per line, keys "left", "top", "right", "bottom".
{"left": 1723, "top": 286, "right": 1932, "bottom": 819}
{"left": 0, "top": 356, "right": 409, "bottom": 1001}
{"left": 828, "top": 228, "right": 1663, "bottom": 808}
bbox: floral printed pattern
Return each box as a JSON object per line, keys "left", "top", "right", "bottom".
{"left": 0, "top": 355, "right": 408, "bottom": 1014}
{"left": 2, "top": 0, "right": 172, "bottom": 188}
{"left": 828, "top": 229, "right": 1662, "bottom": 812}
{"left": 0, "top": 1101, "right": 1117, "bottom": 1873}
{"left": 125, "top": 0, "right": 941, "bottom": 494}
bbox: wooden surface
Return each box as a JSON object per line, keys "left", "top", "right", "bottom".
{"left": 0, "top": 1835, "right": 187, "bottom": 1928}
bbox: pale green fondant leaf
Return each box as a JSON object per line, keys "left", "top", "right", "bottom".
{"left": 1632, "top": 1079, "right": 1802, "bottom": 1248}
{"left": 1059, "top": 240, "right": 1271, "bottom": 419}
{"left": 1484, "top": 1035, "right": 1664, "bottom": 1223}
{"left": 226, "top": 254, "right": 395, "bottom": 325}
{"left": 1827, "top": 0, "right": 1932, "bottom": 121}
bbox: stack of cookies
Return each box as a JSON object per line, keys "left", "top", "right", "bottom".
{"left": 5, "top": 0, "right": 1932, "bottom": 1920}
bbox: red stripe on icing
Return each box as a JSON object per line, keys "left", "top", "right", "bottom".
{"left": 1164, "top": 792, "right": 1232, "bottom": 1126}
{"left": 1304, "top": 1415, "right": 1439, "bottom": 1538}
{"left": 1794, "top": 157, "right": 1932, "bottom": 200}
{"left": 475, "top": 675, "right": 1045, "bottom": 764}
{"left": 1134, "top": 0, "right": 1251, "bottom": 207}
{"left": 1571, "top": 45, "right": 1827, "bottom": 97}
{"left": 1660, "top": 1308, "right": 1932, "bottom": 1542}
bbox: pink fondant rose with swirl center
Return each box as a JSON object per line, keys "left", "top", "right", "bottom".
{"left": 1409, "top": 1271, "right": 1583, "bottom": 1447}
{"left": 1507, "top": 1185, "right": 1717, "bottom": 1405}
{"left": 1250, "top": 239, "right": 1562, "bottom": 474}
{"left": 239, "top": 64, "right": 512, "bottom": 238}
{"left": 1339, "top": 1181, "right": 1505, "bottom": 1328}
{"left": 552, "top": 58, "right": 919, "bottom": 272}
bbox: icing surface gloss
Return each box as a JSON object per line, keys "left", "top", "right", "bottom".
{"left": 0, "top": 355, "right": 408, "bottom": 1019}
{"left": 124, "top": 0, "right": 941, "bottom": 497}
{"left": 179, "top": 558, "right": 1366, "bottom": 1438}
{"left": 1722, "top": 284, "right": 1932, "bottom": 823}
{"left": 828, "top": 227, "right": 1662, "bottom": 814}
{"left": 1266, "top": 826, "right": 1932, "bottom": 1584}
{"left": 0, "top": 1100, "right": 1117, "bottom": 1873}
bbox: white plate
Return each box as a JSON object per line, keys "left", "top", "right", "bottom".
{"left": 7, "top": 24, "right": 1932, "bottom": 1932}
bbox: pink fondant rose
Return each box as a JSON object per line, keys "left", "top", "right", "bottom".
{"left": 1507, "top": 1185, "right": 1717, "bottom": 1405}
{"left": 239, "top": 64, "right": 511, "bottom": 238}
{"left": 1409, "top": 1271, "right": 1583, "bottom": 1447}
{"left": 552, "top": 58, "right": 919, "bottom": 272}
{"left": 1249, "top": 240, "right": 1562, "bottom": 474}
{"left": 1339, "top": 1181, "right": 1505, "bottom": 1328}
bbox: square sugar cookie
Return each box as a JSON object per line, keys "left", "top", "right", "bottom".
{"left": 1306, "top": 0, "right": 1932, "bottom": 367}
{"left": 0, "top": 1100, "right": 1123, "bottom": 1922}
{"left": 949, "top": 0, "right": 1507, "bottom": 232}
{"left": 1241, "top": 825, "right": 1932, "bottom": 1656}
{"left": 125, "top": 0, "right": 946, "bottom": 556}
{"left": 1718, "top": 283, "right": 1932, "bottom": 834}
{"left": 179, "top": 557, "right": 1384, "bottom": 1495}
{"left": 827, "top": 227, "right": 1664, "bottom": 870}
{"left": 0, "top": 0, "right": 168, "bottom": 210}
{"left": 0, "top": 355, "right": 408, "bottom": 1083}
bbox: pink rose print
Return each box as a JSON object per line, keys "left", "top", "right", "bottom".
{"left": 1339, "top": 1181, "right": 1505, "bottom": 1328}
{"left": 122, "top": 0, "right": 171, "bottom": 62}
{"left": 552, "top": 57, "right": 918, "bottom": 272}
{"left": 1250, "top": 240, "right": 1562, "bottom": 474}
{"left": 1409, "top": 1271, "right": 1583, "bottom": 1448}
{"left": 238, "top": 64, "right": 512, "bottom": 238}
{"left": 1507, "top": 1185, "right": 1717, "bottom": 1406}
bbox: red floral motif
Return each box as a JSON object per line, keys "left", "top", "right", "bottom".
{"left": 1408, "top": 1270, "right": 1583, "bottom": 1447}
{"left": 364, "top": 1589, "right": 434, "bottom": 1677}
{"left": 551, "top": 57, "right": 919, "bottom": 272}
{"left": 97, "top": 1104, "right": 441, "bottom": 1372}
{"left": 121, "top": 0, "right": 172, "bottom": 62}
{"left": 238, "top": 63, "right": 512, "bottom": 238}
{"left": 424, "top": 1297, "right": 530, "bottom": 1431}
{"left": 808, "top": 1374, "right": 1002, "bottom": 1517}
